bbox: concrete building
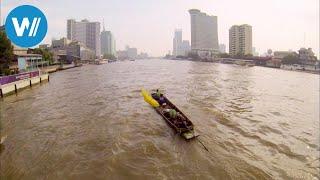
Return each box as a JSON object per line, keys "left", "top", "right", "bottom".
{"left": 117, "top": 46, "right": 138, "bottom": 60}
{"left": 101, "top": 29, "right": 116, "bottom": 56}
{"left": 117, "top": 50, "right": 128, "bottom": 60}
{"left": 67, "top": 19, "right": 101, "bottom": 56}
{"left": 181, "top": 40, "right": 191, "bottom": 56}
{"left": 173, "top": 29, "right": 182, "bottom": 56}
{"left": 229, "top": 24, "right": 252, "bottom": 56}
{"left": 273, "top": 51, "right": 296, "bottom": 59}
{"left": 172, "top": 29, "right": 190, "bottom": 57}
{"left": 137, "top": 52, "right": 149, "bottom": 59}
{"left": 52, "top": 37, "right": 70, "bottom": 49}
{"left": 127, "top": 47, "right": 137, "bottom": 59}
{"left": 50, "top": 38, "right": 94, "bottom": 63}
{"left": 219, "top": 44, "right": 226, "bottom": 53}
{"left": 189, "top": 9, "right": 219, "bottom": 53}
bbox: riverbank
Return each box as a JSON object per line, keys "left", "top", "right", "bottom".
{"left": 0, "top": 64, "right": 84, "bottom": 98}
{"left": 40, "top": 64, "right": 83, "bottom": 73}
{"left": 165, "top": 58, "right": 320, "bottom": 75}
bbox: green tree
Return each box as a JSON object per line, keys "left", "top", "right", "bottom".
{"left": 282, "top": 54, "right": 299, "bottom": 65}
{"left": 244, "top": 53, "right": 253, "bottom": 58}
{"left": 29, "top": 48, "right": 54, "bottom": 64}
{"left": 218, "top": 53, "right": 230, "bottom": 58}
{"left": 0, "top": 31, "right": 14, "bottom": 75}
{"left": 233, "top": 52, "right": 245, "bottom": 59}
{"left": 103, "top": 54, "right": 116, "bottom": 60}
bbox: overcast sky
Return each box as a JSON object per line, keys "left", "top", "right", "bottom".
{"left": 2, "top": 0, "right": 319, "bottom": 57}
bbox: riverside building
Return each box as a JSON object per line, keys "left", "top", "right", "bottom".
{"left": 67, "top": 19, "right": 101, "bottom": 56}
{"left": 229, "top": 24, "right": 252, "bottom": 56}
{"left": 189, "top": 9, "right": 219, "bottom": 55}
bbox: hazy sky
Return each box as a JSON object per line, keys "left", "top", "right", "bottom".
{"left": 2, "top": 0, "right": 319, "bottom": 57}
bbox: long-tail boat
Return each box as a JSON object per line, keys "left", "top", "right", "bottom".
{"left": 141, "top": 89, "right": 197, "bottom": 140}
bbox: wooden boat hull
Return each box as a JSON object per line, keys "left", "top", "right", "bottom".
{"left": 152, "top": 93, "right": 197, "bottom": 140}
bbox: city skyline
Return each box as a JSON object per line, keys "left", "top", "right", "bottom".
{"left": 1, "top": 0, "right": 319, "bottom": 57}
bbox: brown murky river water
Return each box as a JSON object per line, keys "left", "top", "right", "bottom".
{"left": 0, "top": 59, "right": 319, "bottom": 179}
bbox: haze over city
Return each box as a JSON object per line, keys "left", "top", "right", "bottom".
{"left": 1, "top": 0, "right": 319, "bottom": 57}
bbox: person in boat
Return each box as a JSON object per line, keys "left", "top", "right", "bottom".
{"left": 158, "top": 94, "right": 166, "bottom": 105}
{"left": 153, "top": 89, "right": 161, "bottom": 100}
{"left": 163, "top": 108, "right": 177, "bottom": 119}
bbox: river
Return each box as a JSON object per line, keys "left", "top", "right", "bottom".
{"left": 0, "top": 59, "right": 319, "bottom": 179}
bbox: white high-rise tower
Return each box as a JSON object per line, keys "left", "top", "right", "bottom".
{"left": 173, "top": 29, "right": 182, "bottom": 56}
{"left": 67, "top": 19, "right": 101, "bottom": 56}
{"left": 189, "top": 9, "right": 219, "bottom": 52}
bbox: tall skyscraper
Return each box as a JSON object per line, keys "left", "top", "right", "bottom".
{"left": 101, "top": 24, "right": 116, "bottom": 56}
{"left": 172, "top": 29, "right": 191, "bottom": 56}
{"left": 67, "top": 19, "right": 101, "bottom": 56}
{"left": 173, "top": 29, "right": 182, "bottom": 56}
{"left": 189, "top": 9, "right": 219, "bottom": 52}
{"left": 229, "top": 24, "right": 252, "bottom": 56}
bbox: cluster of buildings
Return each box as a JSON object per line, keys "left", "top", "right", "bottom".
{"left": 50, "top": 19, "right": 147, "bottom": 62}
{"left": 34, "top": 19, "right": 118, "bottom": 65}
{"left": 172, "top": 29, "right": 190, "bottom": 57}
{"left": 171, "top": 9, "right": 253, "bottom": 59}
{"left": 0, "top": 16, "right": 149, "bottom": 74}
{"left": 266, "top": 48, "right": 318, "bottom": 70}
{"left": 67, "top": 19, "right": 116, "bottom": 58}
{"left": 169, "top": 9, "right": 318, "bottom": 72}
{"left": 117, "top": 46, "right": 148, "bottom": 60}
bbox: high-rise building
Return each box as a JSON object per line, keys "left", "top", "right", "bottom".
{"left": 101, "top": 29, "right": 116, "bottom": 56}
{"left": 67, "top": 19, "right": 101, "bottom": 56}
{"left": 181, "top": 40, "right": 190, "bottom": 56}
{"left": 127, "top": 47, "right": 137, "bottom": 59}
{"left": 229, "top": 24, "right": 252, "bottom": 56}
{"left": 173, "top": 29, "right": 182, "bottom": 56}
{"left": 172, "top": 29, "right": 191, "bottom": 57}
{"left": 189, "top": 9, "right": 219, "bottom": 52}
{"left": 219, "top": 44, "right": 226, "bottom": 53}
